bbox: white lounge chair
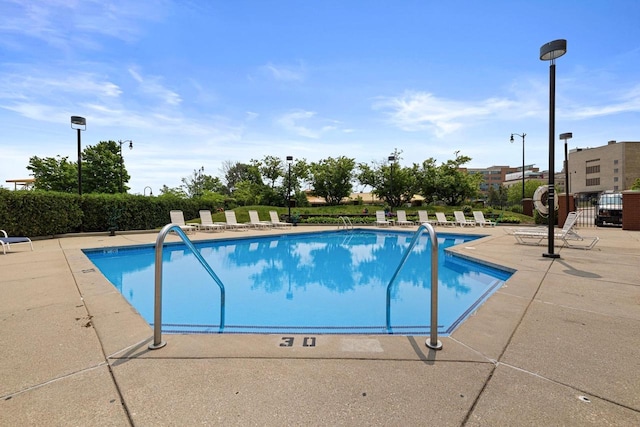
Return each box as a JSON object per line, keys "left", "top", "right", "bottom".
{"left": 375, "top": 210, "right": 391, "bottom": 227}
{"left": 248, "top": 210, "right": 272, "bottom": 229}
{"left": 0, "top": 230, "right": 33, "bottom": 254}
{"left": 197, "top": 210, "right": 225, "bottom": 232}
{"left": 512, "top": 211, "right": 599, "bottom": 249}
{"left": 435, "top": 212, "right": 455, "bottom": 227}
{"left": 417, "top": 210, "right": 436, "bottom": 225}
{"left": 454, "top": 211, "right": 476, "bottom": 227}
{"left": 224, "top": 210, "right": 249, "bottom": 231}
{"left": 169, "top": 210, "right": 197, "bottom": 235}
{"left": 472, "top": 211, "right": 496, "bottom": 227}
{"left": 269, "top": 211, "right": 292, "bottom": 228}
{"left": 395, "top": 210, "right": 415, "bottom": 227}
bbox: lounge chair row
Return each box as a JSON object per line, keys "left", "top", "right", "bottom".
{"left": 170, "top": 210, "right": 292, "bottom": 234}
{"left": 375, "top": 210, "right": 496, "bottom": 228}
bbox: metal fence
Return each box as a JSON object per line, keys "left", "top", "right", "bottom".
{"left": 573, "top": 193, "right": 623, "bottom": 228}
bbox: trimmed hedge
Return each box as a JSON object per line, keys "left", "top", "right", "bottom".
{"left": 0, "top": 189, "right": 222, "bottom": 237}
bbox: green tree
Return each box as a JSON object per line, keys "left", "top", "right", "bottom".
{"left": 433, "top": 151, "right": 482, "bottom": 205}
{"left": 487, "top": 185, "right": 508, "bottom": 208}
{"left": 82, "top": 141, "right": 129, "bottom": 193}
{"left": 414, "top": 158, "right": 438, "bottom": 204}
{"left": 631, "top": 178, "right": 640, "bottom": 190}
{"left": 27, "top": 155, "right": 77, "bottom": 192}
{"left": 158, "top": 185, "right": 187, "bottom": 198}
{"left": 506, "top": 179, "right": 544, "bottom": 206}
{"left": 309, "top": 156, "right": 356, "bottom": 205}
{"left": 357, "top": 150, "right": 417, "bottom": 208}
{"left": 181, "top": 168, "right": 226, "bottom": 198}
{"left": 256, "top": 155, "right": 284, "bottom": 189}
{"left": 233, "top": 180, "right": 260, "bottom": 206}
{"left": 222, "top": 161, "right": 263, "bottom": 193}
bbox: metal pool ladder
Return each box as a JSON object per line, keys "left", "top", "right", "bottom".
{"left": 337, "top": 216, "right": 353, "bottom": 229}
{"left": 386, "top": 223, "right": 442, "bottom": 350}
{"left": 149, "top": 224, "right": 226, "bottom": 350}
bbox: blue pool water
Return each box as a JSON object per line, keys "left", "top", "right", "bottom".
{"left": 84, "top": 229, "right": 512, "bottom": 335}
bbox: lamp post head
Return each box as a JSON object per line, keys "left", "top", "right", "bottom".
{"left": 559, "top": 132, "right": 573, "bottom": 141}
{"left": 71, "top": 116, "right": 86, "bottom": 130}
{"left": 540, "top": 39, "right": 567, "bottom": 61}
{"left": 510, "top": 134, "right": 514, "bottom": 143}
{"left": 129, "top": 141, "right": 133, "bottom": 150}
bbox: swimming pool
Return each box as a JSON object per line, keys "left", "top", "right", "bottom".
{"left": 84, "top": 229, "right": 512, "bottom": 335}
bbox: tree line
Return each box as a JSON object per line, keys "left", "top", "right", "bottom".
{"left": 26, "top": 144, "right": 489, "bottom": 207}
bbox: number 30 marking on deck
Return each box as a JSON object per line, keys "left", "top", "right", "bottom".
{"left": 279, "top": 337, "right": 316, "bottom": 347}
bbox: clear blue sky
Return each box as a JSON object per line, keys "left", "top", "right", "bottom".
{"left": 2, "top": 0, "right": 639, "bottom": 194}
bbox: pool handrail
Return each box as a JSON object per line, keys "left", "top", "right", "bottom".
{"left": 337, "top": 216, "right": 353, "bottom": 230}
{"left": 149, "top": 223, "right": 226, "bottom": 350}
{"left": 385, "top": 223, "right": 442, "bottom": 350}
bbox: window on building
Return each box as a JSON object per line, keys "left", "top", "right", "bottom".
{"left": 614, "top": 168, "right": 619, "bottom": 174}
{"left": 614, "top": 177, "right": 618, "bottom": 182}
{"left": 586, "top": 178, "right": 600, "bottom": 186}
{"left": 585, "top": 165, "right": 600, "bottom": 174}
{"left": 614, "top": 159, "right": 619, "bottom": 165}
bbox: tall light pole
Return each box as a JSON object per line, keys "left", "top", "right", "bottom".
{"left": 117, "top": 140, "right": 133, "bottom": 193}
{"left": 540, "top": 39, "right": 567, "bottom": 259}
{"left": 286, "top": 156, "right": 293, "bottom": 221}
{"left": 144, "top": 186, "right": 153, "bottom": 196}
{"left": 71, "top": 116, "right": 86, "bottom": 195}
{"left": 560, "top": 132, "right": 573, "bottom": 218}
{"left": 510, "top": 133, "right": 526, "bottom": 206}
{"left": 388, "top": 155, "right": 396, "bottom": 212}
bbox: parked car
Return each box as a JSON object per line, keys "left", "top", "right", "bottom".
{"left": 595, "top": 192, "right": 623, "bottom": 226}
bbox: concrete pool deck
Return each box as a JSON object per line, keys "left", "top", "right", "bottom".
{"left": 1, "top": 225, "right": 639, "bottom": 426}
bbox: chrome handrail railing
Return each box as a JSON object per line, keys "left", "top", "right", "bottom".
{"left": 337, "top": 216, "right": 353, "bottom": 229}
{"left": 385, "top": 223, "right": 442, "bottom": 350}
{"left": 149, "top": 224, "right": 226, "bottom": 350}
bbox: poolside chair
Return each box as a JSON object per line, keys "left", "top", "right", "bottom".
{"left": 395, "top": 210, "right": 415, "bottom": 227}
{"left": 435, "top": 212, "right": 455, "bottom": 227}
{"left": 224, "top": 210, "right": 250, "bottom": 231}
{"left": 512, "top": 211, "right": 599, "bottom": 250}
{"left": 0, "top": 230, "right": 33, "bottom": 255}
{"left": 248, "top": 210, "right": 272, "bottom": 229}
{"left": 417, "top": 210, "right": 436, "bottom": 225}
{"left": 375, "top": 210, "right": 391, "bottom": 227}
{"left": 473, "top": 211, "right": 496, "bottom": 227}
{"left": 197, "top": 210, "right": 225, "bottom": 232}
{"left": 268, "top": 211, "right": 292, "bottom": 228}
{"left": 169, "top": 210, "right": 197, "bottom": 235}
{"left": 454, "top": 211, "right": 476, "bottom": 227}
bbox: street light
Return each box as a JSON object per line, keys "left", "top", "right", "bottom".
{"left": 510, "top": 133, "right": 526, "bottom": 206}
{"left": 117, "top": 140, "right": 133, "bottom": 193}
{"left": 286, "top": 156, "right": 293, "bottom": 221}
{"left": 540, "top": 39, "right": 567, "bottom": 259}
{"left": 388, "top": 155, "right": 396, "bottom": 212}
{"left": 144, "top": 186, "right": 153, "bottom": 196}
{"left": 560, "top": 132, "right": 573, "bottom": 218}
{"left": 70, "top": 116, "right": 86, "bottom": 195}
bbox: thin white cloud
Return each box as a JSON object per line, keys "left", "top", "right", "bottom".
{"left": 128, "top": 68, "right": 182, "bottom": 106}
{"left": 277, "top": 110, "right": 319, "bottom": 138}
{"left": 565, "top": 84, "right": 640, "bottom": 119}
{"left": 0, "top": 0, "right": 166, "bottom": 49}
{"left": 374, "top": 91, "right": 518, "bottom": 137}
{"left": 261, "top": 62, "right": 305, "bottom": 82}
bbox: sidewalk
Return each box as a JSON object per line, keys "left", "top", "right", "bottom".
{"left": 1, "top": 226, "right": 639, "bottom": 426}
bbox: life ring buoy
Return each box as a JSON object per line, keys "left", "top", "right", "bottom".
{"left": 533, "top": 185, "right": 558, "bottom": 216}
